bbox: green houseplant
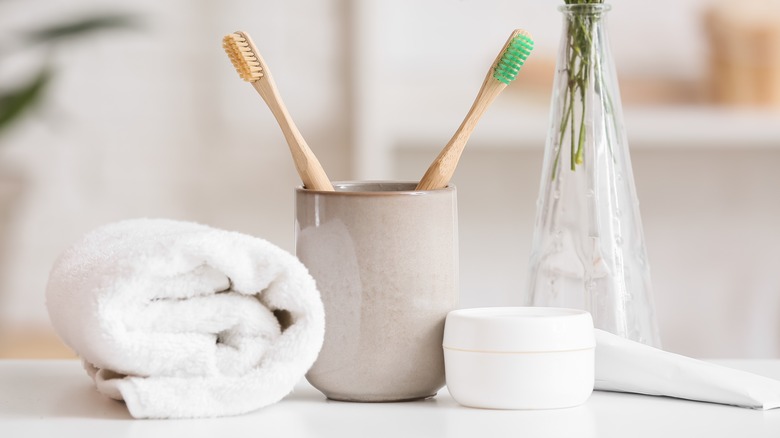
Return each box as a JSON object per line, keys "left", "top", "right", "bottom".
{"left": 0, "top": 12, "right": 138, "bottom": 137}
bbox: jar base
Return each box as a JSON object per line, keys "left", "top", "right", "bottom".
{"left": 324, "top": 393, "right": 437, "bottom": 403}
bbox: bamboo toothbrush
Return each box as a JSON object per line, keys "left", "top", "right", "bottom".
{"left": 416, "top": 29, "right": 534, "bottom": 191}
{"left": 223, "top": 31, "right": 334, "bottom": 191}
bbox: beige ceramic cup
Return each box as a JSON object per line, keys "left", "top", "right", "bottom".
{"left": 295, "top": 181, "right": 459, "bottom": 402}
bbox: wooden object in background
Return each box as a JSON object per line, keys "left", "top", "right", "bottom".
{"left": 704, "top": 1, "right": 780, "bottom": 107}
{"left": 0, "top": 328, "right": 75, "bottom": 359}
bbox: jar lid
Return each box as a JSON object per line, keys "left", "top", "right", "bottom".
{"left": 443, "top": 307, "right": 595, "bottom": 353}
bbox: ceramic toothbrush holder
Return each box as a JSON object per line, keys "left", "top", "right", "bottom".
{"left": 296, "top": 181, "right": 459, "bottom": 402}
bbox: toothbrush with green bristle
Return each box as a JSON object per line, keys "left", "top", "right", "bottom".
{"left": 416, "top": 29, "right": 534, "bottom": 191}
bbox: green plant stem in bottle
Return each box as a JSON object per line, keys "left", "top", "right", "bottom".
{"left": 553, "top": 0, "right": 605, "bottom": 179}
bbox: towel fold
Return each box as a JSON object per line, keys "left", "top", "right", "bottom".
{"left": 45, "top": 218, "right": 325, "bottom": 419}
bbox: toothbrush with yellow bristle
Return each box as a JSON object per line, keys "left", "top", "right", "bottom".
{"left": 223, "top": 31, "right": 334, "bottom": 191}
{"left": 416, "top": 29, "right": 534, "bottom": 191}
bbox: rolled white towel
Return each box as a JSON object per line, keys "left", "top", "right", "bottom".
{"left": 45, "top": 218, "right": 325, "bottom": 419}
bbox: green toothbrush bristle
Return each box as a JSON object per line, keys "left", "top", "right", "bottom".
{"left": 493, "top": 32, "right": 534, "bottom": 85}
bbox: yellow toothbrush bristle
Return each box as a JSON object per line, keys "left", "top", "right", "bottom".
{"left": 223, "top": 32, "right": 263, "bottom": 82}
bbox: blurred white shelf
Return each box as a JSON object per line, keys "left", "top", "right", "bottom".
{"left": 356, "top": 99, "right": 780, "bottom": 179}
{"left": 389, "top": 101, "right": 780, "bottom": 151}
{"left": 622, "top": 106, "right": 780, "bottom": 149}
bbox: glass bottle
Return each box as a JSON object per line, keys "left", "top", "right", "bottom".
{"left": 525, "top": 3, "right": 661, "bottom": 347}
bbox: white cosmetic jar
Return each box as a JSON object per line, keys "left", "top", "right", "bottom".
{"left": 443, "top": 307, "right": 595, "bottom": 410}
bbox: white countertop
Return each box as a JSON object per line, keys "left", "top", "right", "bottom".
{"left": 1, "top": 359, "right": 779, "bottom": 437}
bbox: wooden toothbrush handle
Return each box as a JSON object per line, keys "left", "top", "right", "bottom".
{"left": 416, "top": 80, "right": 506, "bottom": 191}
{"left": 252, "top": 81, "right": 334, "bottom": 191}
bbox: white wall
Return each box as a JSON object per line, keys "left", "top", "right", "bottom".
{"left": 1, "top": 0, "right": 778, "bottom": 358}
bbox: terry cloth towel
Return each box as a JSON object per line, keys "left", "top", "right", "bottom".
{"left": 45, "top": 218, "right": 325, "bottom": 419}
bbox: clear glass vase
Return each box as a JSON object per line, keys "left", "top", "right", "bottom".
{"left": 525, "top": 3, "right": 661, "bottom": 347}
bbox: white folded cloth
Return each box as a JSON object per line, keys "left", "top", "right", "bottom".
{"left": 595, "top": 329, "right": 780, "bottom": 410}
{"left": 45, "top": 218, "right": 325, "bottom": 419}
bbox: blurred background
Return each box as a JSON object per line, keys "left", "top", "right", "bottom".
{"left": 1, "top": 0, "right": 779, "bottom": 359}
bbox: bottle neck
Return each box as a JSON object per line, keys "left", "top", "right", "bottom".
{"left": 558, "top": 3, "right": 612, "bottom": 59}
{"left": 558, "top": 3, "right": 612, "bottom": 16}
